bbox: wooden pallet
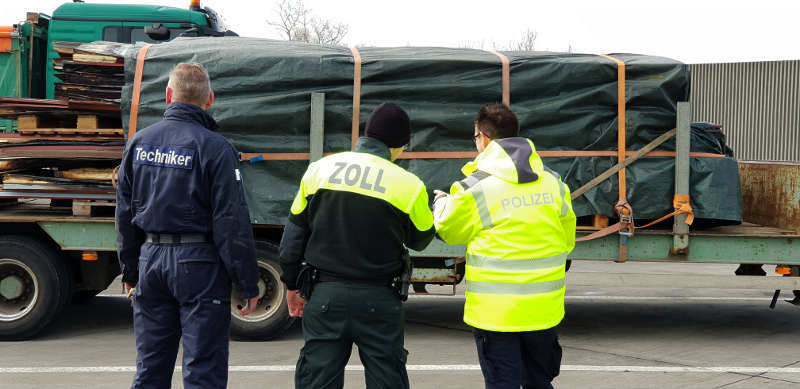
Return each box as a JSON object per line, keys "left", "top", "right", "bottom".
{"left": 577, "top": 214, "right": 609, "bottom": 230}
{"left": 17, "top": 114, "right": 123, "bottom": 136}
{"left": 72, "top": 200, "right": 116, "bottom": 217}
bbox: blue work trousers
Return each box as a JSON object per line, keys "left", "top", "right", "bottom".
{"left": 473, "top": 326, "right": 562, "bottom": 389}
{"left": 131, "top": 242, "right": 232, "bottom": 389}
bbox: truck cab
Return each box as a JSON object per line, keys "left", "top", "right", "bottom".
{"left": 44, "top": 1, "right": 234, "bottom": 99}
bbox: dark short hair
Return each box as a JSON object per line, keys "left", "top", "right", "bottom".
{"left": 474, "top": 103, "right": 519, "bottom": 139}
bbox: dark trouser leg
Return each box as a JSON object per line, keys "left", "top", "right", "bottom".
{"left": 180, "top": 300, "right": 230, "bottom": 389}
{"left": 351, "top": 285, "right": 408, "bottom": 389}
{"left": 131, "top": 298, "right": 180, "bottom": 389}
{"left": 131, "top": 245, "right": 181, "bottom": 389}
{"left": 174, "top": 245, "right": 233, "bottom": 389}
{"left": 520, "top": 328, "right": 561, "bottom": 389}
{"left": 473, "top": 328, "right": 523, "bottom": 389}
{"left": 296, "top": 282, "right": 353, "bottom": 389}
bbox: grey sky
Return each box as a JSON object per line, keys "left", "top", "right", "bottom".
{"left": 3, "top": 0, "right": 799, "bottom": 63}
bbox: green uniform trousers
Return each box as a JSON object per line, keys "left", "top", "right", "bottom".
{"left": 295, "top": 282, "right": 409, "bottom": 389}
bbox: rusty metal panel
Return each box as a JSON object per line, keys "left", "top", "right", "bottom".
{"left": 690, "top": 61, "right": 800, "bottom": 162}
{"left": 739, "top": 161, "right": 800, "bottom": 232}
{"left": 410, "top": 268, "right": 459, "bottom": 284}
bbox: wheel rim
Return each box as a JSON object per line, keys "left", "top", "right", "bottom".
{"left": 231, "top": 260, "right": 285, "bottom": 323}
{"left": 0, "top": 258, "right": 39, "bottom": 322}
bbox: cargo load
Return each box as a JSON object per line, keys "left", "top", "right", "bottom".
{"left": 121, "top": 37, "right": 741, "bottom": 226}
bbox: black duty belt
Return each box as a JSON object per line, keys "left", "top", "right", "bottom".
{"left": 145, "top": 233, "right": 211, "bottom": 244}
{"left": 317, "top": 273, "right": 393, "bottom": 287}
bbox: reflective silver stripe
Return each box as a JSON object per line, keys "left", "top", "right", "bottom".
{"left": 558, "top": 181, "right": 568, "bottom": 217}
{"left": 544, "top": 166, "right": 569, "bottom": 217}
{"left": 467, "top": 252, "right": 567, "bottom": 271}
{"left": 461, "top": 175, "right": 480, "bottom": 189}
{"left": 466, "top": 278, "right": 565, "bottom": 295}
{"left": 471, "top": 184, "right": 494, "bottom": 228}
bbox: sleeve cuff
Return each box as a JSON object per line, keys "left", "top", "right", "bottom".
{"left": 121, "top": 271, "right": 139, "bottom": 284}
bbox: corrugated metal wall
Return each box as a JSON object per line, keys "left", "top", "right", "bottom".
{"left": 689, "top": 61, "right": 800, "bottom": 162}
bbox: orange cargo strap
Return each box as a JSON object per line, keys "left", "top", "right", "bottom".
{"left": 598, "top": 54, "right": 627, "bottom": 205}
{"left": 240, "top": 150, "right": 725, "bottom": 162}
{"left": 128, "top": 44, "right": 153, "bottom": 138}
{"left": 576, "top": 195, "right": 694, "bottom": 242}
{"left": 350, "top": 47, "right": 362, "bottom": 149}
{"left": 488, "top": 50, "right": 510, "bottom": 106}
{"left": 636, "top": 194, "right": 695, "bottom": 229}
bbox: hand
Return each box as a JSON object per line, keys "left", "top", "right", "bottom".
{"left": 287, "top": 290, "right": 306, "bottom": 317}
{"left": 433, "top": 189, "right": 447, "bottom": 197}
{"left": 240, "top": 296, "right": 260, "bottom": 316}
{"left": 124, "top": 282, "right": 136, "bottom": 299}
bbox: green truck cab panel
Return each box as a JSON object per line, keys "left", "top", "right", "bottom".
{"left": 45, "top": 2, "right": 214, "bottom": 99}
{"left": 0, "top": 14, "right": 49, "bottom": 131}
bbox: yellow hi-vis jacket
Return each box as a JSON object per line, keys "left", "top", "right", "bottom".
{"left": 433, "top": 137, "right": 576, "bottom": 332}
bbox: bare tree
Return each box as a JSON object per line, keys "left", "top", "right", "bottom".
{"left": 508, "top": 29, "right": 538, "bottom": 51}
{"left": 311, "top": 18, "right": 349, "bottom": 46}
{"left": 267, "top": 0, "right": 349, "bottom": 45}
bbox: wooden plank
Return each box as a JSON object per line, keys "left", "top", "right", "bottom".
{"left": 72, "top": 202, "right": 92, "bottom": 217}
{"left": 72, "top": 200, "right": 116, "bottom": 217}
{"left": 77, "top": 115, "right": 99, "bottom": 129}
{"left": 17, "top": 115, "right": 39, "bottom": 130}
{"left": 593, "top": 215, "right": 609, "bottom": 229}
{"left": 56, "top": 168, "right": 115, "bottom": 181}
{"left": 17, "top": 128, "right": 123, "bottom": 135}
{"left": 576, "top": 214, "right": 610, "bottom": 231}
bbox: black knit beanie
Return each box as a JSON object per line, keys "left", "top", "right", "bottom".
{"left": 365, "top": 103, "right": 411, "bottom": 148}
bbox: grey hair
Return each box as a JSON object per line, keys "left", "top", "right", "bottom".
{"left": 167, "top": 62, "right": 212, "bottom": 105}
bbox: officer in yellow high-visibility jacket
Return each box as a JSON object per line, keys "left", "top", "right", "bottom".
{"left": 433, "top": 103, "right": 576, "bottom": 389}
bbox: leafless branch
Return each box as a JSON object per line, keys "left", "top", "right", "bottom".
{"left": 267, "top": 0, "right": 349, "bottom": 45}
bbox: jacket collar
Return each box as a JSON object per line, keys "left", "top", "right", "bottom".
{"left": 461, "top": 137, "right": 543, "bottom": 184}
{"left": 353, "top": 136, "right": 391, "bottom": 160}
{"left": 163, "top": 101, "right": 219, "bottom": 131}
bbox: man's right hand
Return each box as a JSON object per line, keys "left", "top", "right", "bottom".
{"left": 124, "top": 282, "right": 136, "bottom": 299}
{"left": 287, "top": 289, "right": 306, "bottom": 317}
{"left": 240, "top": 296, "right": 260, "bottom": 316}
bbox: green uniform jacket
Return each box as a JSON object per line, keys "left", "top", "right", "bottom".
{"left": 280, "top": 137, "right": 434, "bottom": 288}
{"left": 433, "top": 137, "right": 576, "bottom": 332}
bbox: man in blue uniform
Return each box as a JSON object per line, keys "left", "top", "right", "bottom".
{"left": 116, "top": 62, "right": 260, "bottom": 389}
{"left": 280, "top": 103, "right": 435, "bottom": 388}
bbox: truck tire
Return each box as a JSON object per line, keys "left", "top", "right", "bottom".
{"left": 230, "top": 240, "right": 295, "bottom": 340}
{"left": 0, "top": 236, "right": 70, "bottom": 339}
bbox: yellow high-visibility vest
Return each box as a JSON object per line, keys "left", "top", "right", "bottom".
{"left": 434, "top": 137, "right": 576, "bottom": 332}
{"left": 291, "top": 150, "right": 433, "bottom": 233}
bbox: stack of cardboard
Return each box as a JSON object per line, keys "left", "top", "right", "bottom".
{"left": 52, "top": 41, "right": 126, "bottom": 108}
{"left": 0, "top": 41, "right": 129, "bottom": 208}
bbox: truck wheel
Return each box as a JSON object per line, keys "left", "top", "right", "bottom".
{"left": 230, "top": 240, "right": 295, "bottom": 340}
{"left": 0, "top": 236, "right": 70, "bottom": 339}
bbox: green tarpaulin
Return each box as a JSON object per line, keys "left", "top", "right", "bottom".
{"left": 121, "top": 37, "right": 741, "bottom": 226}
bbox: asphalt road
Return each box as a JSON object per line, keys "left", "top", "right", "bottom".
{"left": 2, "top": 262, "right": 800, "bottom": 389}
